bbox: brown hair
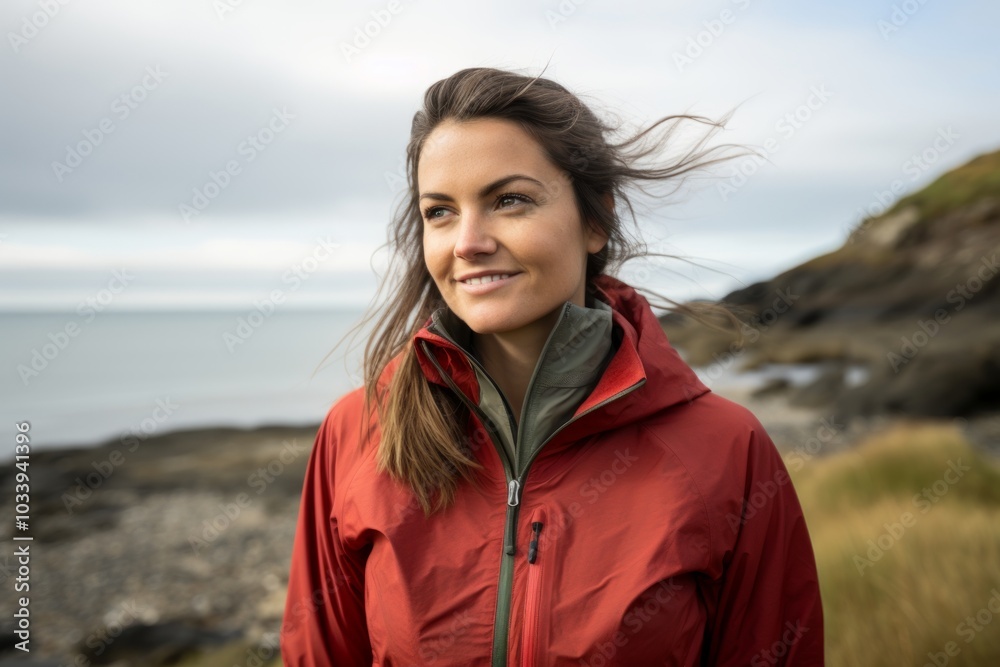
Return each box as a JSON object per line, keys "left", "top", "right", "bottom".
{"left": 329, "top": 65, "right": 753, "bottom": 517}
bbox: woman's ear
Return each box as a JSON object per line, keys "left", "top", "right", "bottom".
{"left": 585, "top": 192, "right": 613, "bottom": 253}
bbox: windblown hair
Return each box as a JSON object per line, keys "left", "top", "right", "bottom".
{"left": 330, "top": 65, "right": 753, "bottom": 517}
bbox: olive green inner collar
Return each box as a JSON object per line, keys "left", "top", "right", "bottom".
{"left": 428, "top": 293, "right": 616, "bottom": 475}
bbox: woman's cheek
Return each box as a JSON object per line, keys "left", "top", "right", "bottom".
{"left": 422, "top": 236, "right": 449, "bottom": 276}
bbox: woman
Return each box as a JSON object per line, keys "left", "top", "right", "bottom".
{"left": 281, "top": 67, "right": 824, "bottom": 666}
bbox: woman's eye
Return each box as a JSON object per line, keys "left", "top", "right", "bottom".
{"left": 423, "top": 206, "right": 446, "bottom": 220}
{"left": 497, "top": 193, "right": 531, "bottom": 209}
{"left": 423, "top": 194, "right": 531, "bottom": 220}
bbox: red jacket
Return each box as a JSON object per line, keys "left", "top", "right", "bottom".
{"left": 281, "top": 274, "right": 824, "bottom": 666}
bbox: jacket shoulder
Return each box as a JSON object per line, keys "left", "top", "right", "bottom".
{"left": 687, "top": 390, "right": 772, "bottom": 445}
{"left": 639, "top": 390, "right": 791, "bottom": 559}
{"left": 322, "top": 385, "right": 368, "bottom": 434}
{"left": 674, "top": 390, "right": 783, "bottom": 483}
{"left": 311, "top": 386, "right": 379, "bottom": 492}
{"left": 643, "top": 389, "right": 774, "bottom": 458}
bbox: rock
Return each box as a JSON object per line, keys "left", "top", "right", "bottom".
{"left": 751, "top": 377, "right": 791, "bottom": 398}
{"left": 960, "top": 413, "right": 1000, "bottom": 456}
{"left": 856, "top": 205, "right": 921, "bottom": 248}
{"left": 789, "top": 363, "right": 846, "bottom": 408}
{"left": 836, "top": 343, "right": 1000, "bottom": 419}
{"left": 74, "top": 620, "right": 243, "bottom": 666}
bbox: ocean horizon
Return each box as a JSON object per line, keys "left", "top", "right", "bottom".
{"left": 2, "top": 308, "right": 368, "bottom": 459}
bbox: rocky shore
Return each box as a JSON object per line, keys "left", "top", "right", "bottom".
{"left": 0, "top": 424, "right": 317, "bottom": 666}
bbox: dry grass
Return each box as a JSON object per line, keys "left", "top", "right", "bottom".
{"left": 174, "top": 642, "right": 282, "bottom": 667}
{"left": 789, "top": 421, "right": 1000, "bottom": 666}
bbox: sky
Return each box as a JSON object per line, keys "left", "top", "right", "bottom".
{"left": 2, "top": 0, "right": 999, "bottom": 310}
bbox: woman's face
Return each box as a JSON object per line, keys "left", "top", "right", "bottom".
{"left": 418, "top": 117, "right": 608, "bottom": 339}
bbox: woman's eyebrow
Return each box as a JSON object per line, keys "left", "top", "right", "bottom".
{"left": 419, "top": 174, "right": 545, "bottom": 202}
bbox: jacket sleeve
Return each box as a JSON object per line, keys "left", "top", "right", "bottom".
{"left": 280, "top": 406, "right": 373, "bottom": 666}
{"left": 702, "top": 418, "right": 825, "bottom": 666}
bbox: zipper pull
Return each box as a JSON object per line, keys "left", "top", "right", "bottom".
{"left": 504, "top": 479, "right": 521, "bottom": 556}
{"left": 527, "top": 522, "right": 543, "bottom": 564}
{"left": 507, "top": 479, "right": 521, "bottom": 506}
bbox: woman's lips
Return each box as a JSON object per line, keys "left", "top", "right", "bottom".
{"left": 456, "top": 272, "right": 522, "bottom": 295}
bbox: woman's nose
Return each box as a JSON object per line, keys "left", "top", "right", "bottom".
{"left": 453, "top": 210, "right": 497, "bottom": 259}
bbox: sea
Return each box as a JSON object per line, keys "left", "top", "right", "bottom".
{"left": 1, "top": 308, "right": 368, "bottom": 459}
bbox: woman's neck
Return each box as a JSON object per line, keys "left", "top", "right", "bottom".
{"left": 471, "top": 306, "right": 562, "bottom": 427}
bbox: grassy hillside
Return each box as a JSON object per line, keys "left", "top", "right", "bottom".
{"left": 791, "top": 422, "right": 1000, "bottom": 665}
{"left": 886, "top": 148, "right": 1000, "bottom": 222}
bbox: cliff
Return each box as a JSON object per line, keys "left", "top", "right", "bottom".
{"left": 661, "top": 147, "right": 1000, "bottom": 420}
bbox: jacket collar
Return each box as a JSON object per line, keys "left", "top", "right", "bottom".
{"left": 407, "top": 274, "right": 711, "bottom": 460}
{"left": 424, "top": 288, "right": 616, "bottom": 474}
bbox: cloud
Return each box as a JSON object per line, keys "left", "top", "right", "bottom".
{"left": 3, "top": 0, "right": 999, "bottom": 300}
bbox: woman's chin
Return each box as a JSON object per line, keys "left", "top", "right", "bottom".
{"left": 452, "top": 297, "right": 567, "bottom": 338}
{"left": 453, "top": 306, "right": 523, "bottom": 334}
{"left": 462, "top": 316, "right": 521, "bottom": 336}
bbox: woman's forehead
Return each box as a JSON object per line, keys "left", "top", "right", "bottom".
{"left": 417, "top": 118, "right": 555, "bottom": 190}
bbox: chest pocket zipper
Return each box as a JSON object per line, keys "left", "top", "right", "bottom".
{"left": 521, "top": 506, "right": 547, "bottom": 667}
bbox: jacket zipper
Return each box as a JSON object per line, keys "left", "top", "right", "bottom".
{"left": 493, "top": 379, "right": 644, "bottom": 667}
{"left": 420, "top": 330, "right": 646, "bottom": 667}
{"left": 521, "top": 511, "right": 545, "bottom": 667}
{"left": 419, "top": 338, "right": 520, "bottom": 666}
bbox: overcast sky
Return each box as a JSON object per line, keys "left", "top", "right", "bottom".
{"left": 2, "top": 0, "right": 999, "bottom": 309}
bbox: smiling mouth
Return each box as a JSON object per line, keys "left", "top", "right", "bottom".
{"left": 460, "top": 273, "right": 514, "bottom": 285}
